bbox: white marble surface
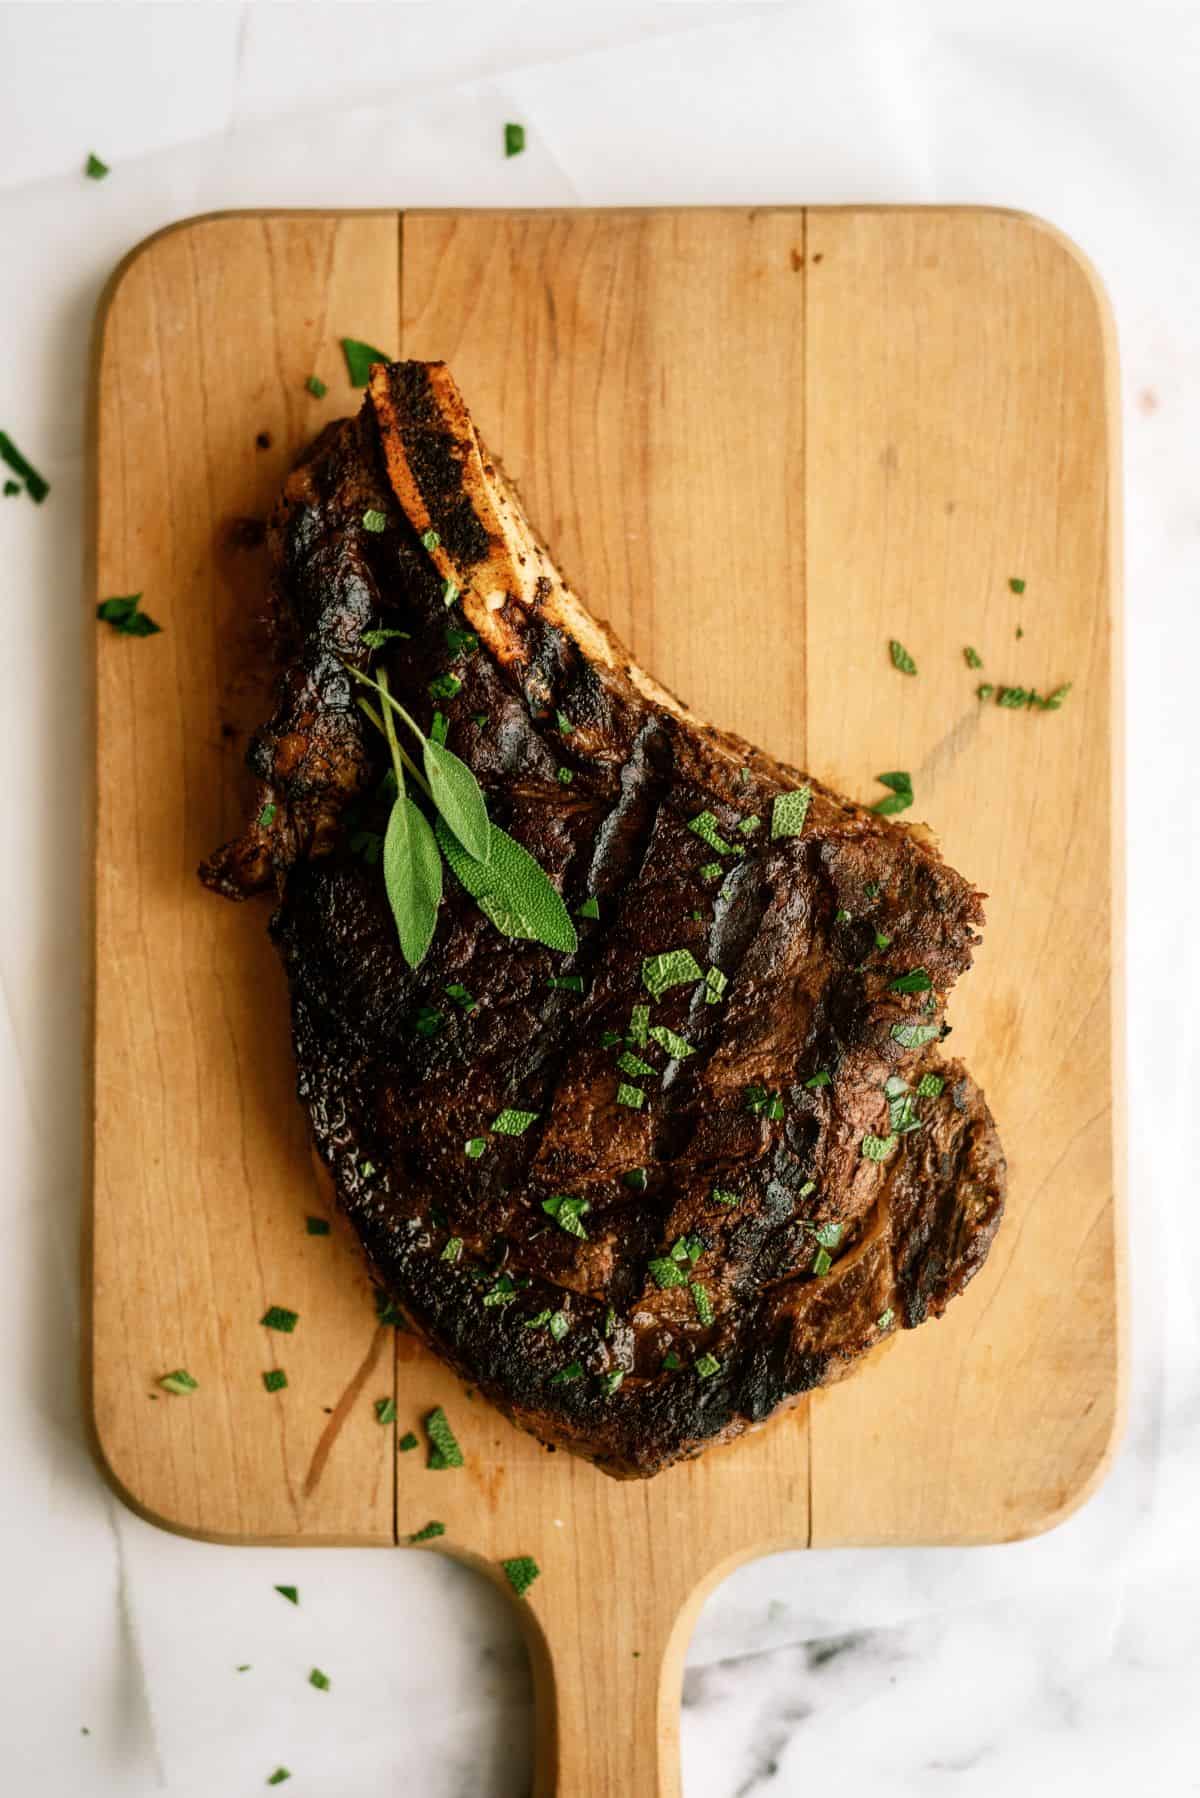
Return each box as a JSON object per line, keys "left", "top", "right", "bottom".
{"left": 1, "top": 2, "right": 1197, "bottom": 1793}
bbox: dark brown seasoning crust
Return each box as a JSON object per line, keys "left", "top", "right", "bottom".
{"left": 200, "top": 361, "right": 1005, "bottom": 1479}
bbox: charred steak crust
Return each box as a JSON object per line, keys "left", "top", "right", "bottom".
{"left": 201, "top": 361, "right": 1006, "bottom": 1479}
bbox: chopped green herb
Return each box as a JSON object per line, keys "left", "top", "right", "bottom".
{"left": 890, "top": 639, "right": 918, "bottom": 675}
{"left": 864, "top": 881, "right": 881, "bottom": 899}
{"left": 688, "top": 811, "right": 739, "bottom": 855}
{"left": 738, "top": 815, "right": 761, "bottom": 836}
{"left": 398, "top": 1431, "right": 419, "bottom": 1452}
{"left": 236, "top": 1665, "right": 251, "bottom": 1673}
{"left": 413, "top": 1006, "right": 444, "bottom": 1036}
{"left": 267, "top": 1770, "right": 291, "bottom": 1786}
{"left": 362, "top": 508, "right": 388, "bottom": 533}
{"left": 548, "top": 1311, "right": 570, "bottom": 1343}
{"left": 421, "top": 529, "right": 440, "bottom": 551}
{"left": 549, "top": 1361, "right": 584, "bottom": 1385}
{"left": 555, "top": 709, "right": 574, "bottom": 736}
{"left": 274, "top": 1586, "right": 299, "bottom": 1605}
{"left": 977, "top": 683, "right": 996, "bottom": 701}
{"left": 96, "top": 594, "right": 161, "bottom": 637}
{"left": 871, "top": 770, "right": 913, "bottom": 816}
{"left": 805, "top": 1071, "right": 832, "bottom": 1089}
{"left": 542, "top": 1194, "right": 589, "bottom": 1239}
{"left": 648, "top": 1257, "right": 687, "bottom": 1291}
{"left": 341, "top": 338, "right": 391, "bottom": 387}
{"left": 524, "top": 1309, "right": 552, "bottom": 1330}
{"left": 711, "top": 1188, "right": 740, "bottom": 1207}
{"left": 441, "top": 1237, "right": 464, "bottom": 1262}
{"left": 1009, "top": 576, "right": 1026, "bottom": 594}
{"left": 0, "top": 432, "right": 50, "bottom": 503}
{"left": 811, "top": 1221, "right": 843, "bottom": 1249}
{"left": 362, "top": 626, "right": 412, "bottom": 650}
{"left": 442, "top": 578, "right": 459, "bottom": 608}
{"left": 663, "top": 1349, "right": 683, "bottom": 1371}
{"left": 690, "top": 1282, "right": 714, "bottom": 1325}
{"left": 305, "top": 1216, "right": 330, "bottom": 1235}
{"left": 555, "top": 767, "right": 574, "bottom": 786}
{"left": 648, "top": 1024, "right": 694, "bottom": 1060}
{"left": 85, "top": 152, "right": 110, "bottom": 179}
{"left": 309, "top": 1668, "right": 330, "bottom": 1692}
{"left": 889, "top": 968, "right": 932, "bottom": 994}
{"left": 641, "top": 951, "right": 703, "bottom": 1001}
{"left": 473, "top": 712, "right": 489, "bottom": 728}
{"left": 812, "top": 1247, "right": 833, "bottom": 1277}
{"left": 771, "top": 787, "right": 813, "bottom": 839}
{"left": 617, "top": 1051, "right": 657, "bottom": 1078}
{"left": 622, "top": 1167, "right": 648, "bottom": 1192}
{"left": 603, "top": 1369, "right": 625, "bottom": 1395}
{"left": 262, "top": 1370, "right": 288, "bottom": 1393}
{"left": 601, "top": 1029, "right": 624, "bottom": 1048}
{"left": 889, "top": 1090, "right": 921, "bottom": 1135}
{"left": 616, "top": 1082, "right": 645, "bottom": 1110}
{"left": 2, "top": 480, "right": 18, "bottom": 496}
{"left": 546, "top": 975, "right": 584, "bottom": 997}
{"left": 490, "top": 1108, "right": 537, "bottom": 1136}
{"left": 874, "top": 930, "right": 892, "bottom": 949}
{"left": 744, "top": 1084, "right": 770, "bottom": 1116}
{"left": 425, "top": 1406, "right": 464, "bottom": 1469}
{"left": 1016, "top": 625, "right": 1025, "bottom": 638}
{"left": 1041, "top": 684, "right": 1072, "bottom": 710}
{"left": 892, "top": 1021, "right": 941, "bottom": 1049}
{"left": 998, "top": 685, "right": 1029, "bottom": 708}
{"left": 258, "top": 802, "right": 278, "bottom": 828}
{"left": 704, "top": 965, "right": 727, "bottom": 1004}
{"left": 964, "top": 646, "right": 983, "bottom": 669}
{"left": 445, "top": 985, "right": 477, "bottom": 1013}
{"left": 699, "top": 860, "right": 723, "bottom": 882}
{"left": 835, "top": 908, "right": 851, "bottom": 925}
{"left": 799, "top": 1180, "right": 816, "bottom": 1198}
{"left": 628, "top": 1004, "right": 651, "bottom": 1046}
{"left": 695, "top": 1353, "right": 721, "bottom": 1378}
{"left": 483, "top": 1274, "right": 518, "bottom": 1308}
{"left": 464, "top": 1138, "right": 488, "bottom": 1161}
{"left": 429, "top": 672, "right": 462, "bottom": 702}
{"left": 445, "top": 624, "right": 478, "bottom": 658}
{"left": 767, "top": 1093, "right": 785, "bottom": 1121}
{"left": 305, "top": 374, "right": 327, "bottom": 398}
{"left": 375, "top": 1290, "right": 405, "bottom": 1328}
{"left": 260, "top": 1307, "right": 298, "bottom": 1333}
{"left": 504, "top": 123, "right": 526, "bottom": 158}
{"left": 861, "top": 1133, "right": 898, "bottom": 1161}
{"left": 878, "top": 1308, "right": 895, "bottom": 1330}
{"left": 916, "top": 1073, "right": 944, "bottom": 1098}
{"left": 158, "top": 1370, "right": 198, "bottom": 1396}
{"left": 408, "top": 1520, "right": 446, "bottom": 1543}
{"left": 430, "top": 710, "right": 449, "bottom": 745}
{"left": 499, "top": 1555, "right": 542, "bottom": 1607}
{"left": 374, "top": 1396, "right": 397, "bottom": 1425}
{"left": 577, "top": 895, "right": 600, "bottom": 920}
{"left": 671, "top": 1234, "right": 704, "bottom": 1266}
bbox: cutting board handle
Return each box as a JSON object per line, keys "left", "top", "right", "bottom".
{"left": 528, "top": 1583, "right": 696, "bottom": 1797}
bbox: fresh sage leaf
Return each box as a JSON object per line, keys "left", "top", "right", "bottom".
{"left": 423, "top": 739, "right": 491, "bottom": 863}
{"left": 436, "top": 819, "right": 577, "bottom": 954}
{"left": 384, "top": 796, "right": 443, "bottom": 969}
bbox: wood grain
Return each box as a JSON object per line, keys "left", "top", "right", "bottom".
{"left": 91, "top": 207, "right": 1123, "bottom": 1794}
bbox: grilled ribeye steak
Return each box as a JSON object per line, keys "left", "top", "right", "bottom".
{"left": 202, "top": 360, "right": 1005, "bottom": 1478}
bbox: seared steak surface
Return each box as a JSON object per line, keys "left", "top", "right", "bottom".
{"left": 202, "top": 362, "right": 1005, "bottom": 1478}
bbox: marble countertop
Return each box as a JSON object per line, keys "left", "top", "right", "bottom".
{"left": 2, "top": 3, "right": 1197, "bottom": 1793}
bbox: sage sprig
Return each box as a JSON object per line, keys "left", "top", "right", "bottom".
{"left": 346, "top": 659, "right": 576, "bottom": 964}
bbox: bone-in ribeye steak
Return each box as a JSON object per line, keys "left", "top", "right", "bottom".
{"left": 202, "top": 360, "right": 1005, "bottom": 1479}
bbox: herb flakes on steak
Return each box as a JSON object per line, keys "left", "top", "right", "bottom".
{"left": 201, "top": 361, "right": 1005, "bottom": 1478}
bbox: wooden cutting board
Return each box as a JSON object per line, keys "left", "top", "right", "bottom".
{"left": 89, "top": 207, "right": 1125, "bottom": 1796}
